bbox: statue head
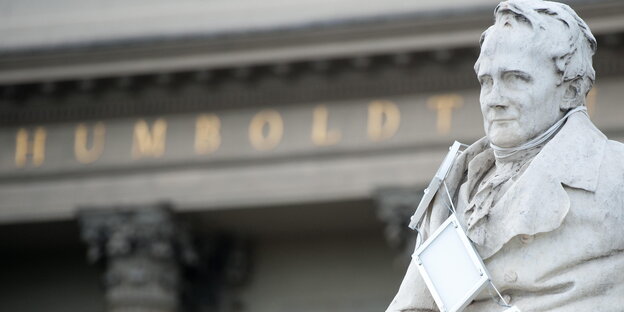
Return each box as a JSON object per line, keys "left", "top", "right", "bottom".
{"left": 474, "top": 0, "right": 597, "bottom": 148}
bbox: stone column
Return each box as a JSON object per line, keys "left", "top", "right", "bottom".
{"left": 79, "top": 204, "right": 196, "bottom": 312}
{"left": 375, "top": 187, "right": 422, "bottom": 258}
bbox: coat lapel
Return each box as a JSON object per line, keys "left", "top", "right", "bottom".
{"left": 472, "top": 113, "right": 607, "bottom": 259}
{"left": 425, "top": 138, "right": 490, "bottom": 238}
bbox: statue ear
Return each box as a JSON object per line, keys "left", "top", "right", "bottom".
{"left": 561, "top": 77, "right": 582, "bottom": 110}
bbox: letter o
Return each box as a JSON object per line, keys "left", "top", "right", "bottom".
{"left": 249, "top": 109, "right": 284, "bottom": 151}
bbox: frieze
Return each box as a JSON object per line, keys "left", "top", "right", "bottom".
{"left": 0, "top": 78, "right": 613, "bottom": 180}
{"left": 0, "top": 93, "right": 479, "bottom": 178}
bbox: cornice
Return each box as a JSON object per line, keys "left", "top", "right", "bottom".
{"left": 1, "top": 0, "right": 624, "bottom": 85}
{"left": 0, "top": 34, "right": 623, "bottom": 128}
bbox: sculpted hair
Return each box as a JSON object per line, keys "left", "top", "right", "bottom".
{"left": 475, "top": 0, "right": 597, "bottom": 105}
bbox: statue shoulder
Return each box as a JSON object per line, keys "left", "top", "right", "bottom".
{"left": 595, "top": 139, "right": 624, "bottom": 196}
{"left": 603, "top": 139, "right": 624, "bottom": 168}
{"left": 606, "top": 139, "right": 624, "bottom": 154}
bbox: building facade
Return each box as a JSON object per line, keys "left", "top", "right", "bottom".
{"left": 1, "top": 0, "right": 624, "bottom": 311}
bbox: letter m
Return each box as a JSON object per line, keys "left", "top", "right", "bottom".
{"left": 132, "top": 119, "right": 167, "bottom": 159}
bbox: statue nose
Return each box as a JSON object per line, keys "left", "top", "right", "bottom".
{"left": 484, "top": 84, "right": 507, "bottom": 109}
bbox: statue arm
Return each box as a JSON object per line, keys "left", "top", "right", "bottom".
{"left": 386, "top": 250, "right": 438, "bottom": 312}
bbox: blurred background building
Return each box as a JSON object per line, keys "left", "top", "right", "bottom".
{"left": 0, "top": 0, "right": 623, "bottom": 311}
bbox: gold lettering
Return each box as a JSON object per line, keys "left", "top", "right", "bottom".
{"left": 367, "top": 100, "right": 401, "bottom": 141}
{"left": 15, "top": 127, "right": 46, "bottom": 168}
{"left": 311, "top": 105, "right": 341, "bottom": 146}
{"left": 74, "top": 122, "right": 106, "bottom": 164}
{"left": 132, "top": 118, "right": 167, "bottom": 159}
{"left": 195, "top": 114, "right": 221, "bottom": 155}
{"left": 427, "top": 94, "right": 463, "bottom": 135}
{"left": 249, "top": 110, "right": 283, "bottom": 151}
{"left": 586, "top": 88, "right": 597, "bottom": 117}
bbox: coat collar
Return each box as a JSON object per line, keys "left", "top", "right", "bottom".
{"left": 466, "top": 112, "right": 607, "bottom": 192}
{"left": 443, "top": 113, "right": 607, "bottom": 259}
{"left": 531, "top": 112, "right": 606, "bottom": 192}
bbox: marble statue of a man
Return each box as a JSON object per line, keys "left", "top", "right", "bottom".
{"left": 387, "top": 0, "right": 624, "bottom": 311}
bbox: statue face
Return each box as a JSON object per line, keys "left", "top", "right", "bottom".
{"left": 477, "top": 30, "right": 567, "bottom": 148}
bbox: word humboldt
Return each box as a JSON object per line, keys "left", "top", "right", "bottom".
{"left": 12, "top": 96, "right": 466, "bottom": 168}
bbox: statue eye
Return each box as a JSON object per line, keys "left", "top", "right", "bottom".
{"left": 479, "top": 76, "right": 493, "bottom": 88}
{"left": 503, "top": 71, "right": 531, "bottom": 85}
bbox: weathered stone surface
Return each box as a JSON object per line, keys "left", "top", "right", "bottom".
{"left": 387, "top": 1, "right": 624, "bottom": 311}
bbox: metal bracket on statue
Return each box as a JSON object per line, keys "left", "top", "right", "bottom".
{"left": 413, "top": 214, "right": 491, "bottom": 312}
{"left": 408, "top": 141, "right": 467, "bottom": 230}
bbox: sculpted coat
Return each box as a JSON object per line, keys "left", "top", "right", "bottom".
{"left": 387, "top": 113, "right": 624, "bottom": 311}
